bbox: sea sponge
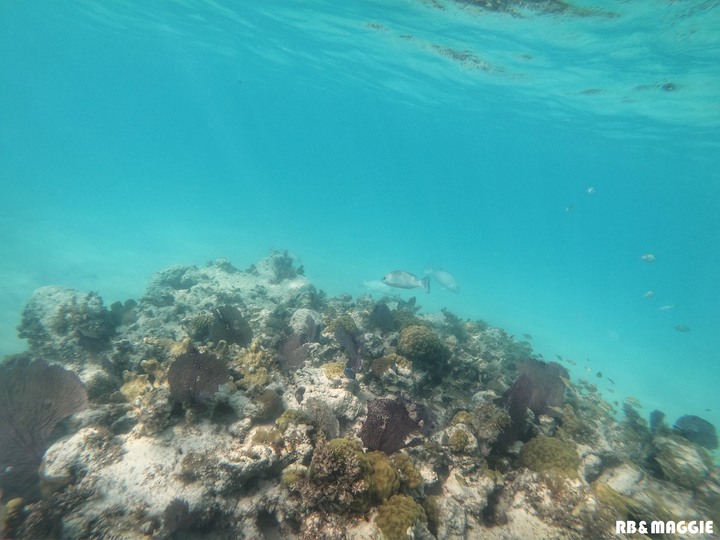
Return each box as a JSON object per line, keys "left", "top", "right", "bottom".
{"left": 518, "top": 435, "right": 580, "bottom": 478}
{"left": 397, "top": 325, "right": 449, "bottom": 381}
{"left": 375, "top": 494, "right": 427, "bottom": 540}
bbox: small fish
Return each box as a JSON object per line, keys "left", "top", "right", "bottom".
{"left": 523, "top": 333, "right": 533, "bottom": 341}
{"left": 424, "top": 266, "right": 459, "bottom": 292}
{"left": 625, "top": 396, "right": 642, "bottom": 408}
{"left": 640, "top": 253, "right": 656, "bottom": 263}
{"left": 362, "top": 279, "right": 394, "bottom": 294}
{"left": 586, "top": 186, "right": 596, "bottom": 195}
{"left": 596, "top": 372, "right": 602, "bottom": 378}
{"left": 567, "top": 358, "right": 577, "bottom": 366}
{"left": 674, "top": 324, "right": 690, "bottom": 332}
{"left": 382, "top": 271, "right": 430, "bottom": 293}
{"left": 607, "top": 377, "right": 615, "bottom": 384}
{"left": 644, "top": 290, "right": 656, "bottom": 299}
{"left": 658, "top": 304, "right": 676, "bottom": 311}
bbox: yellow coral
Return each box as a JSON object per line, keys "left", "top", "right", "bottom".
{"left": 366, "top": 451, "right": 400, "bottom": 502}
{"left": 120, "top": 370, "right": 152, "bottom": 403}
{"left": 321, "top": 361, "right": 346, "bottom": 379}
{"left": 519, "top": 435, "right": 580, "bottom": 478}
{"left": 375, "top": 494, "right": 427, "bottom": 540}
{"left": 391, "top": 453, "right": 423, "bottom": 490}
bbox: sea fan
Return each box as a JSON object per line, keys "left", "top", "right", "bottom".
{"left": 167, "top": 347, "right": 228, "bottom": 405}
{"left": 358, "top": 397, "right": 428, "bottom": 455}
{"left": 0, "top": 357, "right": 88, "bottom": 500}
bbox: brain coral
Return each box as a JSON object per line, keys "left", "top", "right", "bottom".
{"left": 519, "top": 435, "right": 580, "bottom": 478}
{"left": 397, "top": 325, "right": 449, "bottom": 381}
{"left": 375, "top": 494, "right": 427, "bottom": 540}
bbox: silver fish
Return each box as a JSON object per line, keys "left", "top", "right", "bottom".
{"left": 640, "top": 253, "right": 657, "bottom": 263}
{"left": 644, "top": 290, "right": 656, "bottom": 298}
{"left": 424, "top": 266, "right": 459, "bottom": 293}
{"left": 382, "top": 271, "right": 430, "bottom": 293}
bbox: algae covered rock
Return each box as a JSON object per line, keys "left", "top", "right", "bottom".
{"left": 295, "top": 438, "right": 402, "bottom": 514}
{"left": 652, "top": 435, "right": 712, "bottom": 488}
{"left": 519, "top": 435, "right": 580, "bottom": 478}
{"left": 18, "top": 286, "right": 116, "bottom": 361}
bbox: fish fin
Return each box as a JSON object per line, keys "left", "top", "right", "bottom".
{"left": 421, "top": 276, "right": 430, "bottom": 293}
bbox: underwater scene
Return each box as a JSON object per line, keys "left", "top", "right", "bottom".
{"left": 1, "top": 1, "right": 719, "bottom": 538}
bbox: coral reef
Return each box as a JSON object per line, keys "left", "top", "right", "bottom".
{"left": 3, "top": 251, "right": 718, "bottom": 539}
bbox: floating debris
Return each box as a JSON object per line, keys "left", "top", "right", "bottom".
{"left": 640, "top": 253, "right": 657, "bottom": 263}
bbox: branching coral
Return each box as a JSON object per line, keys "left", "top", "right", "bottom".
{"left": 0, "top": 357, "right": 88, "bottom": 500}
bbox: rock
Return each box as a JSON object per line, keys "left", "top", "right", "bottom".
{"left": 652, "top": 435, "right": 712, "bottom": 488}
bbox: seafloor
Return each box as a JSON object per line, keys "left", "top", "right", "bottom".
{"left": 0, "top": 250, "right": 718, "bottom": 539}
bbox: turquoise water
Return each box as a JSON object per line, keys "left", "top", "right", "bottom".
{"left": 1, "top": 1, "right": 719, "bottom": 431}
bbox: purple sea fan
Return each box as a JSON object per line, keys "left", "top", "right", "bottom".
{"left": 495, "top": 358, "right": 568, "bottom": 450}
{"left": 0, "top": 357, "right": 88, "bottom": 500}
{"left": 167, "top": 347, "right": 229, "bottom": 405}
{"left": 358, "top": 397, "right": 429, "bottom": 455}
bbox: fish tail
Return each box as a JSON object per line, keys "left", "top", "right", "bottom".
{"left": 421, "top": 276, "right": 430, "bottom": 293}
